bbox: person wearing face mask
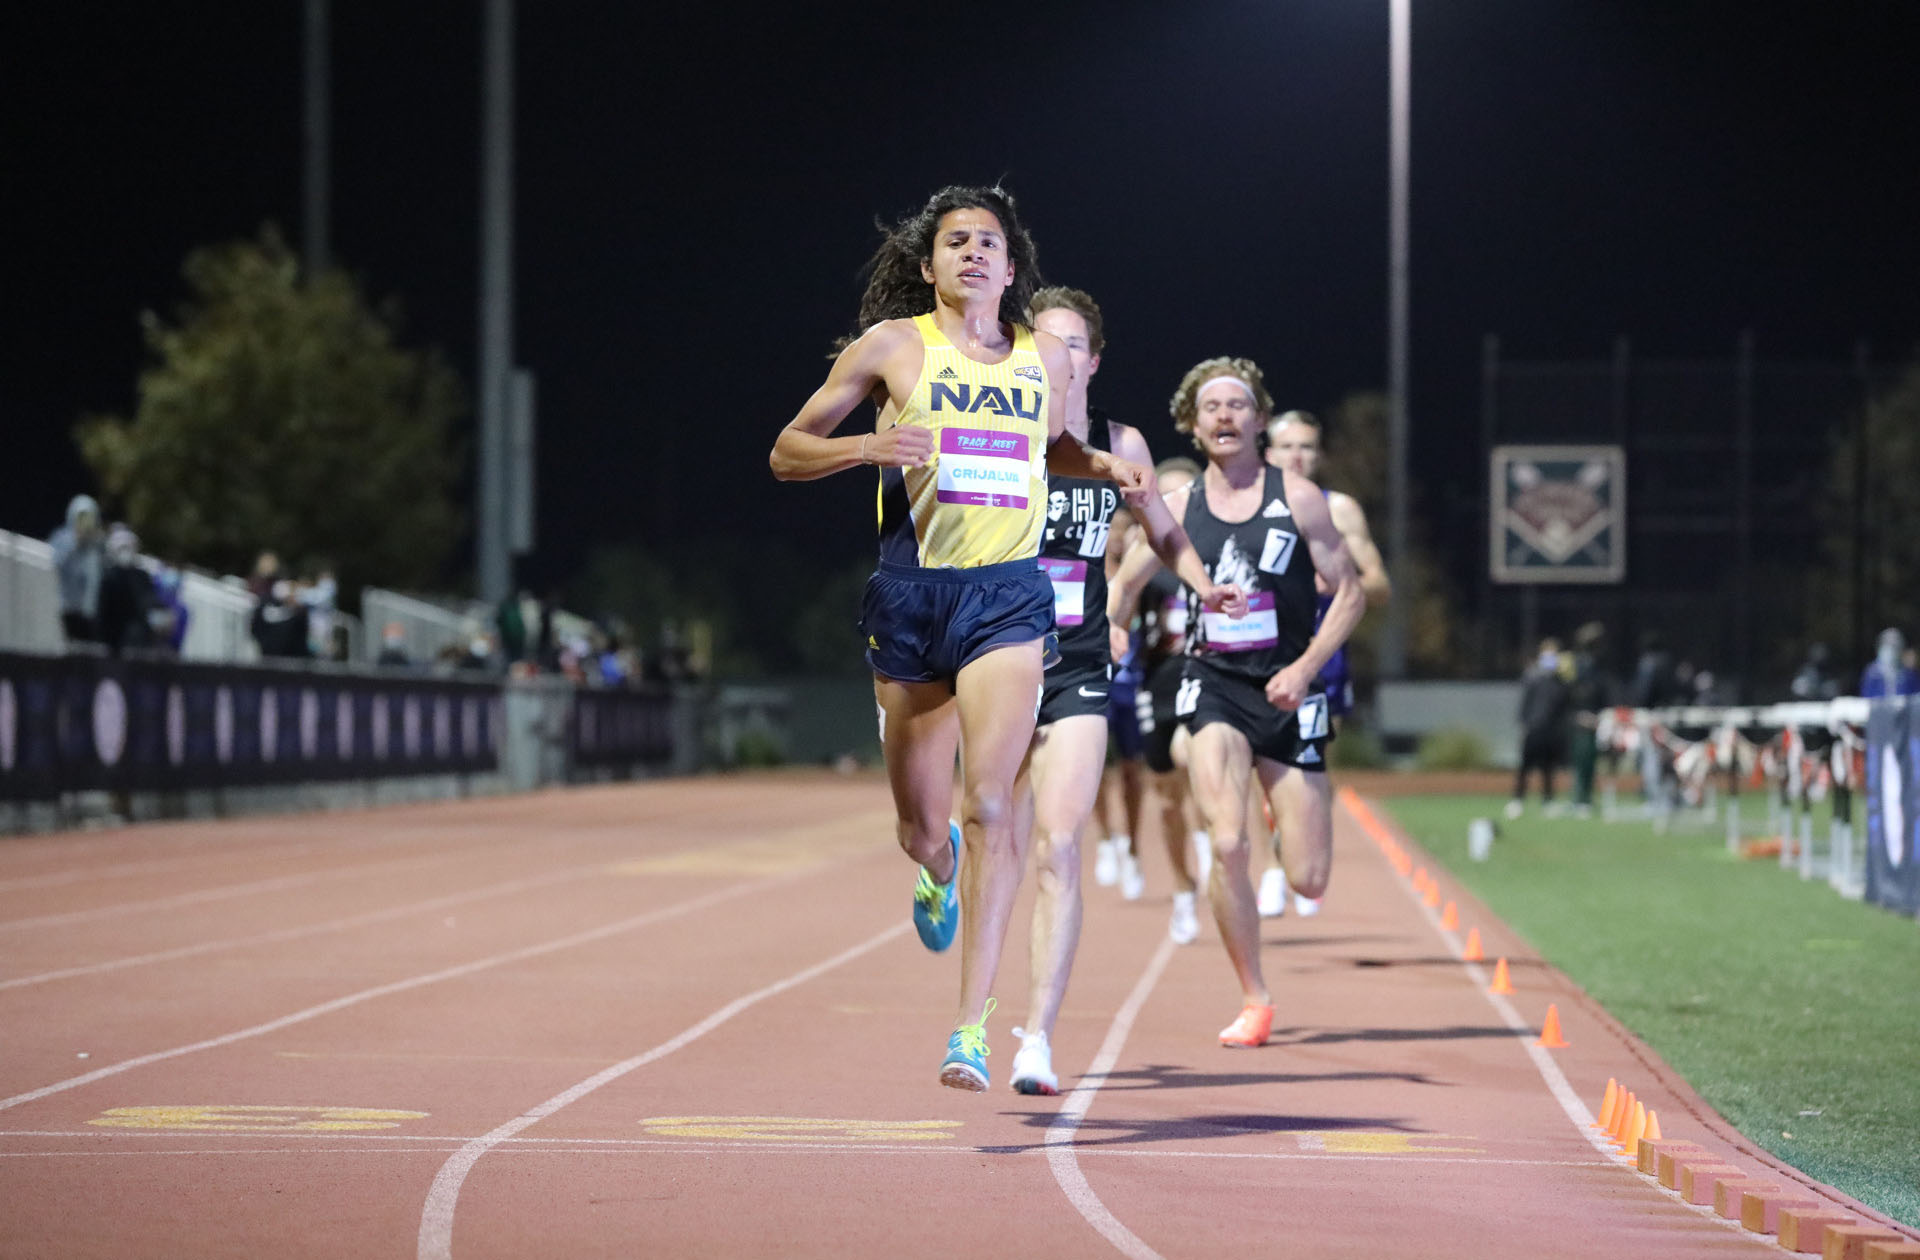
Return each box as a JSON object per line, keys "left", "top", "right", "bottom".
{"left": 1859, "top": 629, "right": 1920, "bottom": 698}
{"left": 1508, "top": 637, "right": 1572, "bottom": 819}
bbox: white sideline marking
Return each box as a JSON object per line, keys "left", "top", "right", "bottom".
{"left": 0, "top": 851, "right": 460, "bottom": 933}
{"left": 0, "top": 877, "right": 789, "bottom": 1114}
{"left": 0, "top": 861, "right": 607, "bottom": 992}
{"left": 1350, "top": 797, "right": 1817, "bottom": 1250}
{"left": 414, "top": 920, "right": 910, "bottom": 1260}
{"left": 1041, "top": 935, "right": 1178, "bottom": 1260}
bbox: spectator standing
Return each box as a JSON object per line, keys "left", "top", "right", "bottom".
{"left": 1860, "top": 628, "right": 1920, "bottom": 698}
{"left": 1508, "top": 638, "right": 1570, "bottom": 818}
{"left": 1790, "top": 641, "right": 1841, "bottom": 702}
{"left": 375, "top": 622, "right": 412, "bottom": 668}
{"left": 95, "top": 525, "right": 162, "bottom": 655}
{"left": 247, "top": 551, "right": 282, "bottom": 603}
{"left": 251, "top": 580, "right": 312, "bottom": 659}
{"left": 49, "top": 494, "right": 106, "bottom": 645}
{"left": 300, "top": 564, "right": 338, "bottom": 657}
{"left": 152, "top": 566, "right": 190, "bottom": 654}
{"left": 1565, "top": 621, "right": 1614, "bottom": 816}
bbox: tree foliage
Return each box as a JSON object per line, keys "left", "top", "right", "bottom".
{"left": 77, "top": 227, "right": 464, "bottom": 589}
{"left": 1812, "top": 357, "right": 1920, "bottom": 658}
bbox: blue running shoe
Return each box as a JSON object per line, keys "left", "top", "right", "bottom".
{"left": 912, "top": 820, "right": 961, "bottom": 952}
{"left": 939, "top": 997, "right": 995, "bottom": 1091}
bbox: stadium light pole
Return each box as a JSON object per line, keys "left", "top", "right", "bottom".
{"left": 302, "top": 0, "right": 330, "bottom": 277}
{"left": 477, "top": 0, "right": 515, "bottom": 605}
{"left": 1382, "top": 0, "right": 1412, "bottom": 678}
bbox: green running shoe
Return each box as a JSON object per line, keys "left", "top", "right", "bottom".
{"left": 912, "top": 820, "right": 961, "bottom": 952}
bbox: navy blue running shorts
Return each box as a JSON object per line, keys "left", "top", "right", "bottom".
{"left": 862, "top": 559, "right": 1056, "bottom": 685}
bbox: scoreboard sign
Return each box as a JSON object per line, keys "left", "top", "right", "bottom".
{"left": 1490, "top": 445, "right": 1626, "bottom": 584}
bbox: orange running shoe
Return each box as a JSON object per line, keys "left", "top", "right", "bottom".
{"left": 1218, "top": 1003, "right": 1274, "bottom": 1048}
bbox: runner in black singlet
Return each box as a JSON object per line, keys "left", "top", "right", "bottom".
{"left": 1109, "top": 358, "right": 1364, "bottom": 1049}
{"left": 1005, "top": 287, "right": 1242, "bottom": 1095}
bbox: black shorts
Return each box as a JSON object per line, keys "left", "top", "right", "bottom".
{"left": 861, "top": 559, "right": 1056, "bottom": 685}
{"left": 1038, "top": 653, "right": 1112, "bottom": 727}
{"left": 1137, "top": 656, "right": 1186, "bottom": 774}
{"left": 1176, "top": 656, "right": 1333, "bottom": 772}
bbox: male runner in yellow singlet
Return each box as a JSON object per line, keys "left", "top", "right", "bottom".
{"left": 770, "top": 185, "right": 1150, "bottom": 1090}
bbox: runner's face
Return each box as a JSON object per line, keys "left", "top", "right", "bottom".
{"left": 1194, "top": 378, "right": 1261, "bottom": 463}
{"left": 1267, "top": 420, "right": 1321, "bottom": 479}
{"left": 921, "top": 208, "right": 1013, "bottom": 305}
{"left": 1033, "top": 308, "right": 1100, "bottom": 386}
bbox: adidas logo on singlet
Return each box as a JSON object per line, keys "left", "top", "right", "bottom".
{"left": 1263, "top": 500, "right": 1292, "bottom": 518}
{"left": 936, "top": 366, "right": 960, "bottom": 381}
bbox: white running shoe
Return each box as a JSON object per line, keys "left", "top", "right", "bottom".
{"left": 1503, "top": 798, "right": 1525, "bottom": 821}
{"left": 1169, "top": 891, "right": 1200, "bottom": 944}
{"left": 1192, "top": 832, "right": 1212, "bottom": 887}
{"left": 1094, "top": 839, "right": 1120, "bottom": 887}
{"left": 1257, "top": 867, "right": 1287, "bottom": 918}
{"left": 1009, "top": 1026, "right": 1058, "bottom": 1096}
{"left": 1119, "top": 853, "right": 1145, "bottom": 901}
{"left": 1293, "top": 893, "right": 1322, "bottom": 917}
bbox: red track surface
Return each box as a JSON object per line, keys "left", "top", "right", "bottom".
{"left": 1, "top": 771, "right": 1911, "bottom": 1258}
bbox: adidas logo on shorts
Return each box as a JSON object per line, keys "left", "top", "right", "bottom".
{"left": 1297, "top": 746, "right": 1322, "bottom": 765}
{"left": 1263, "top": 500, "right": 1292, "bottom": 518}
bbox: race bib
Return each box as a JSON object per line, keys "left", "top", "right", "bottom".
{"left": 1039, "top": 557, "right": 1087, "bottom": 627}
{"left": 1201, "top": 591, "right": 1278, "bottom": 652}
{"left": 1259, "top": 528, "right": 1298, "bottom": 575}
{"left": 937, "top": 428, "right": 1030, "bottom": 508}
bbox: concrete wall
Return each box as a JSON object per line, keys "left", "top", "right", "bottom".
{"left": 1375, "top": 680, "right": 1524, "bottom": 767}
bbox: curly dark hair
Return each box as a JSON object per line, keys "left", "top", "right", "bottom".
{"left": 854, "top": 185, "right": 1041, "bottom": 333}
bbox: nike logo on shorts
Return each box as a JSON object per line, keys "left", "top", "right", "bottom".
{"left": 1078, "top": 686, "right": 1107, "bottom": 699}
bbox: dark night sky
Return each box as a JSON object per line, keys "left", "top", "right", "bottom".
{"left": 7, "top": 3, "right": 1919, "bottom": 603}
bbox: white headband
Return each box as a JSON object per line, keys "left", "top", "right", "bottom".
{"left": 1197, "top": 375, "right": 1255, "bottom": 403}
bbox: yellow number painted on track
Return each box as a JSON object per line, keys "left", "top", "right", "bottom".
{"left": 1294, "top": 1131, "right": 1481, "bottom": 1155}
{"left": 88, "top": 1105, "right": 428, "bottom": 1132}
{"left": 641, "top": 1116, "right": 961, "bottom": 1143}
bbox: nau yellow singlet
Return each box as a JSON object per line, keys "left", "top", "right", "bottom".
{"left": 875, "top": 313, "right": 1050, "bottom": 568}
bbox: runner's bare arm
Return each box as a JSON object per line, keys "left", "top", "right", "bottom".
{"left": 1266, "top": 471, "right": 1363, "bottom": 709}
{"left": 1035, "top": 332, "right": 1149, "bottom": 500}
{"left": 1105, "top": 481, "right": 1192, "bottom": 634}
{"left": 1328, "top": 490, "right": 1391, "bottom": 606}
{"left": 1109, "top": 423, "right": 1245, "bottom": 617}
{"left": 769, "top": 322, "right": 931, "bottom": 480}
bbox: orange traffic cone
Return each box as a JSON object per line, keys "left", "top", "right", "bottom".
{"left": 1592, "top": 1078, "right": 1619, "bottom": 1129}
{"left": 1537, "top": 1003, "right": 1570, "bottom": 1049}
{"left": 1440, "top": 900, "right": 1459, "bottom": 930}
{"left": 1621, "top": 1100, "right": 1648, "bottom": 1152}
{"left": 1642, "top": 1110, "right": 1662, "bottom": 1142}
{"left": 1609, "top": 1091, "right": 1636, "bottom": 1143}
{"left": 1423, "top": 882, "right": 1441, "bottom": 908}
{"left": 1413, "top": 866, "right": 1429, "bottom": 890}
{"left": 1462, "top": 927, "right": 1484, "bottom": 961}
{"left": 1489, "top": 957, "right": 1515, "bottom": 995}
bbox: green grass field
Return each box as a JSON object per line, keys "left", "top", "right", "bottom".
{"left": 1375, "top": 792, "right": 1920, "bottom": 1228}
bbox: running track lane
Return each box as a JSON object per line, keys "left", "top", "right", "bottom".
{"left": 0, "top": 771, "right": 1912, "bottom": 1258}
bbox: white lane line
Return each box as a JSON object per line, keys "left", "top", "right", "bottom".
{"left": 0, "top": 876, "right": 805, "bottom": 1114}
{"left": 0, "top": 851, "right": 463, "bottom": 933}
{"left": 414, "top": 919, "right": 910, "bottom": 1260}
{"left": 1041, "top": 935, "right": 1178, "bottom": 1260}
{"left": 0, "top": 861, "right": 608, "bottom": 992}
{"left": 0, "top": 844, "right": 328, "bottom": 893}
{"left": 1348, "top": 797, "right": 1810, "bottom": 1249}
